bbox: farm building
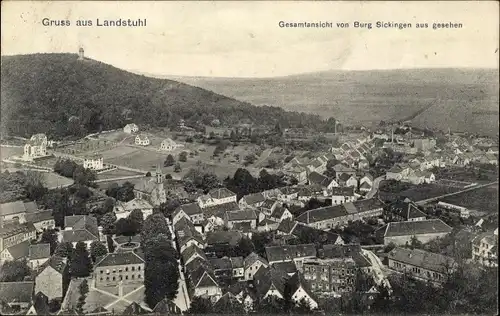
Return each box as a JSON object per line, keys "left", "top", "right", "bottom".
{"left": 135, "top": 134, "right": 150, "bottom": 146}
{"left": 124, "top": 123, "right": 139, "bottom": 134}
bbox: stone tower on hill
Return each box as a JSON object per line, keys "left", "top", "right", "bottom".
{"left": 78, "top": 47, "right": 84, "bottom": 60}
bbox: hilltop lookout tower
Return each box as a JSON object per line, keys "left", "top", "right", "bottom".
{"left": 78, "top": 47, "right": 84, "bottom": 60}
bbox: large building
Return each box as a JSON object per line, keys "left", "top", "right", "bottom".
{"left": 83, "top": 153, "right": 104, "bottom": 170}
{"left": 94, "top": 251, "right": 145, "bottom": 287}
{"left": 0, "top": 222, "right": 37, "bottom": 252}
{"left": 303, "top": 257, "right": 357, "bottom": 294}
{"left": 383, "top": 219, "right": 453, "bottom": 246}
{"left": 133, "top": 166, "right": 167, "bottom": 206}
{"left": 387, "top": 247, "right": 456, "bottom": 284}
{"left": 23, "top": 134, "right": 48, "bottom": 160}
{"left": 0, "top": 201, "right": 38, "bottom": 224}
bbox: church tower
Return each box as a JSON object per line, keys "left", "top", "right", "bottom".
{"left": 155, "top": 164, "right": 163, "bottom": 184}
{"left": 78, "top": 47, "right": 84, "bottom": 60}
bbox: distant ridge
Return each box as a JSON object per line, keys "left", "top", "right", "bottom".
{"left": 158, "top": 68, "right": 499, "bottom": 136}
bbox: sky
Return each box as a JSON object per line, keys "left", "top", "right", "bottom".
{"left": 1, "top": 1, "right": 499, "bottom": 77}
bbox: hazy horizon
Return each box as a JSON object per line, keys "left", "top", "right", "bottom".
{"left": 2, "top": 1, "right": 498, "bottom": 78}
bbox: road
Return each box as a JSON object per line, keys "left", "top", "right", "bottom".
{"left": 366, "top": 175, "right": 386, "bottom": 199}
{"left": 414, "top": 180, "right": 498, "bottom": 205}
{"left": 168, "top": 222, "right": 191, "bottom": 312}
{"left": 362, "top": 249, "right": 392, "bottom": 292}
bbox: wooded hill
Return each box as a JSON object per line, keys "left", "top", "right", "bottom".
{"left": 1, "top": 53, "right": 329, "bottom": 139}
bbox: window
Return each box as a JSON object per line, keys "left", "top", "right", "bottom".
{"left": 138, "top": 266, "right": 141, "bottom": 271}
{"left": 100, "top": 270, "right": 103, "bottom": 274}
{"left": 125, "top": 267, "right": 128, "bottom": 272}
{"left": 138, "top": 274, "right": 141, "bottom": 279}
{"left": 100, "top": 277, "right": 103, "bottom": 281}
{"left": 126, "top": 276, "right": 128, "bottom": 280}
{"left": 132, "top": 267, "right": 135, "bottom": 271}
{"left": 132, "top": 275, "right": 135, "bottom": 279}
{"left": 106, "top": 277, "right": 109, "bottom": 281}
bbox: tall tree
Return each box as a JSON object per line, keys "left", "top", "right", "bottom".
{"left": 40, "top": 229, "right": 59, "bottom": 255}
{"left": 70, "top": 242, "right": 92, "bottom": 278}
{"left": 128, "top": 209, "right": 144, "bottom": 231}
{"left": 115, "top": 218, "right": 140, "bottom": 244}
{"left": 164, "top": 154, "right": 175, "bottom": 167}
{"left": 187, "top": 297, "right": 213, "bottom": 314}
{"left": 141, "top": 213, "right": 170, "bottom": 244}
{"left": 143, "top": 234, "right": 180, "bottom": 309}
{"left": 89, "top": 241, "right": 108, "bottom": 263}
{"left": 54, "top": 242, "right": 74, "bottom": 259}
{"left": 100, "top": 212, "right": 117, "bottom": 235}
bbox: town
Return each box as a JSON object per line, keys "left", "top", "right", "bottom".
{"left": 1, "top": 107, "right": 498, "bottom": 315}
{"left": 0, "top": 43, "right": 498, "bottom": 315}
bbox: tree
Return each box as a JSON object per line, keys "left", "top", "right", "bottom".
{"left": 115, "top": 218, "right": 140, "bottom": 244}
{"left": 144, "top": 234, "right": 180, "bottom": 308}
{"left": 129, "top": 209, "right": 144, "bottom": 231}
{"left": 76, "top": 279, "right": 89, "bottom": 314}
{"left": 141, "top": 213, "right": 170, "bottom": 244}
{"left": 25, "top": 170, "right": 48, "bottom": 201}
{"left": 283, "top": 278, "right": 293, "bottom": 313}
{"left": 179, "top": 151, "right": 188, "bottom": 162}
{"left": 54, "top": 242, "right": 74, "bottom": 259}
{"left": 40, "top": 229, "right": 59, "bottom": 255}
{"left": 164, "top": 154, "right": 175, "bottom": 167}
{"left": 254, "top": 297, "right": 285, "bottom": 314}
{"left": 235, "top": 237, "right": 255, "bottom": 258}
{"left": 89, "top": 241, "right": 108, "bottom": 263}
{"left": 0, "top": 259, "right": 31, "bottom": 282}
{"left": 155, "top": 199, "right": 181, "bottom": 219}
{"left": 174, "top": 163, "right": 182, "bottom": 173}
{"left": 187, "top": 297, "right": 213, "bottom": 314}
{"left": 100, "top": 212, "right": 117, "bottom": 235}
{"left": 70, "top": 242, "right": 92, "bottom": 278}
{"left": 213, "top": 295, "right": 245, "bottom": 314}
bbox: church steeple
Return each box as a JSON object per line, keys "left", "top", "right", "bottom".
{"left": 155, "top": 164, "right": 163, "bottom": 184}
{"left": 78, "top": 47, "right": 84, "bottom": 60}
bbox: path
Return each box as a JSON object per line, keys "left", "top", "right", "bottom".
{"left": 254, "top": 148, "right": 274, "bottom": 167}
{"left": 415, "top": 180, "right": 498, "bottom": 205}
{"left": 366, "top": 175, "right": 386, "bottom": 199}
{"left": 94, "top": 174, "right": 147, "bottom": 184}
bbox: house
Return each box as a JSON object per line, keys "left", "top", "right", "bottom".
{"left": 181, "top": 245, "right": 208, "bottom": 266}
{"left": 307, "top": 171, "right": 338, "bottom": 189}
{"left": 0, "top": 240, "right": 30, "bottom": 263}
{"left": 0, "top": 282, "right": 34, "bottom": 314}
{"left": 307, "top": 158, "right": 327, "bottom": 174}
{"left": 331, "top": 187, "right": 356, "bottom": 206}
{"left": 225, "top": 210, "right": 257, "bottom": 230}
{"left": 198, "top": 188, "right": 237, "bottom": 208}
{"left": 25, "top": 292, "right": 51, "bottom": 316}
{"left": 172, "top": 202, "right": 204, "bottom": 225}
{"left": 209, "top": 256, "right": 245, "bottom": 282}
{"left": 471, "top": 230, "right": 498, "bottom": 267}
{"left": 123, "top": 123, "right": 139, "bottom": 134}
{"left": 60, "top": 215, "right": 100, "bottom": 248}
{"left": 257, "top": 218, "right": 280, "bottom": 232}
{"left": 213, "top": 292, "right": 243, "bottom": 312}
{"left": 152, "top": 297, "right": 183, "bottom": 314}
{"left": 265, "top": 244, "right": 316, "bottom": 270}
{"left": 94, "top": 251, "right": 145, "bottom": 287}
{"left": 291, "top": 224, "right": 344, "bottom": 246}
{"left": 205, "top": 230, "right": 242, "bottom": 255}
{"left": 202, "top": 202, "right": 240, "bottom": 228}
{"left": 0, "top": 221, "right": 37, "bottom": 252}
{"left": 188, "top": 265, "right": 222, "bottom": 302}
{"left": 134, "top": 134, "right": 150, "bottom": 146}
{"left": 269, "top": 205, "right": 293, "bottom": 223}
{"left": 159, "top": 138, "right": 183, "bottom": 151}
{"left": 23, "top": 134, "right": 48, "bottom": 160}
{"left": 383, "top": 219, "right": 453, "bottom": 246}
{"left": 384, "top": 199, "right": 427, "bottom": 222}
{"left": 322, "top": 244, "right": 373, "bottom": 274}
{"left": 253, "top": 266, "right": 288, "bottom": 300}
{"left": 25, "top": 211, "right": 55, "bottom": 233}
{"left": 133, "top": 166, "right": 167, "bottom": 206}
{"left": 388, "top": 247, "right": 456, "bottom": 284}
{"left": 83, "top": 154, "right": 104, "bottom": 170}
{"left": 227, "top": 283, "right": 257, "bottom": 311}
{"left": 243, "top": 252, "right": 269, "bottom": 281}
{"left": 386, "top": 165, "right": 405, "bottom": 181}
{"left": 287, "top": 272, "right": 319, "bottom": 309}
{"left": 333, "top": 164, "right": 356, "bottom": 180}
{"left": 0, "top": 201, "right": 39, "bottom": 224}
{"left": 259, "top": 199, "right": 280, "bottom": 216}
{"left": 276, "top": 219, "right": 299, "bottom": 236}
{"left": 277, "top": 187, "right": 300, "bottom": 202}
{"left": 297, "top": 185, "right": 326, "bottom": 202}
{"left": 297, "top": 205, "right": 351, "bottom": 230}
{"left": 239, "top": 193, "right": 266, "bottom": 209}
{"left": 283, "top": 165, "right": 308, "bottom": 184}
{"left": 175, "top": 218, "right": 205, "bottom": 253}
{"left": 114, "top": 198, "right": 153, "bottom": 220}
{"left": 436, "top": 201, "right": 470, "bottom": 219}
{"left": 34, "top": 256, "right": 68, "bottom": 300}
{"left": 28, "top": 243, "right": 51, "bottom": 270}
{"left": 359, "top": 174, "right": 374, "bottom": 192}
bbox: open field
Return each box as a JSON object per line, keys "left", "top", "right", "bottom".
{"left": 42, "top": 172, "right": 74, "bottom": 188}
{"left": 440, "top": 184, "right": 498, "bottom": 215}
{"left": 96, "top": 168, "right": 144, "bottom": 180}
{"left": 399, "top": 183, "right": 464, "bottom": 201}
{"left": 0, "top": 146, "right": 23, "bottom": 160}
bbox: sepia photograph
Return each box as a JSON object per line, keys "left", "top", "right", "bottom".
{"left": 0, "top": 1, "right": 498, "bottom": 315}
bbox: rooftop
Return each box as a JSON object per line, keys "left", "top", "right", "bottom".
{"left": 388, "top": 247, "right": 455, "bottom": 274}
{"left": 385, "top": 219, "right": 453, "bottom": 237}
